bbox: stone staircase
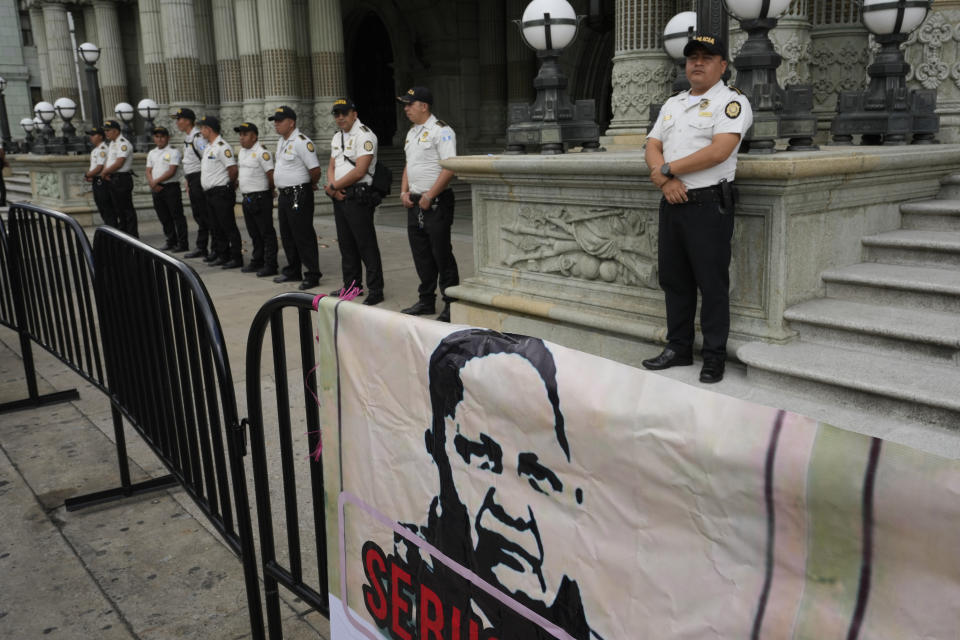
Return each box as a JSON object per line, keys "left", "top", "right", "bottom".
{"left": 739, "top": 173, "right": 960, "bottom": 430}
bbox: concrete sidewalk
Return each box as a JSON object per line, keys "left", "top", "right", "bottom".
{"left": 0, "top": 208, "right": 474, "bottom": 639}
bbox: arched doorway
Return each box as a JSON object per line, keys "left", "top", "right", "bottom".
{"left": 346, "top": 12, "right": 397, "bottom": 146}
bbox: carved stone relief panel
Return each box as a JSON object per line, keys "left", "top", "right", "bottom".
{"left": 730, "top": 210, "right": 767, "bottom": 310}
{"left": 36, "top": 172, "right": 61, "bottom": 199}
{"left": 498, "top": 202, "right": 661, "bottom": 290}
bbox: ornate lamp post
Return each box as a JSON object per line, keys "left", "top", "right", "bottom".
{"left": 78, "top": 42, "right": 104, "bottom": 127}
{"left": 54, "top": 97, "right": 85, "bottom": 154}
{"left": 114, "top": 102, "right": 135, "bottom": 139}
{"left": 505, "top": 0, "right": 602, "bottom": 154}
{"left": 724, "top": 0, "right": 819, "bottom": 152}
{"left": 831, "top": 0, "right": 935, "bottom": 145}
{"left": 34, "top": 102, "right": 56, "bottom": 154}
{"left": 20, "top": 117, "right": 35, "bottom": 154}
{"left": 136, "top": 98, "right": 160, "bottom": 151}
{"left": 664, "top": 12, "right": 697, "bottom": 94}
{"left": 0, "top": 77, "right": 11, "bottom": 149}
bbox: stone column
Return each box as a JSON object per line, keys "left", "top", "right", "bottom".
{"left": 159, "top": 0, "right": 203, "bottom": 109}
{"left": 604, "top": 0, "right": 673, "bottom": 142}
{"left": 28, "top": 5, "right": 52, "bottom": 102}
{"left": 290, "top": 0, "right": 314, "bottom": 135}
{"left": 212, "top": 0, "right": 242, "bottom": 128}
{"left": 478, "top": 1, "right": 508, "bottom": 144}
{"left": 505, "top": 0, "right": 535, "bottom": 105}
{"left": 258, "top": 0, "right": 300, "bottom": 126}
{"left": 139, "top": 0, "right": 168, "bottom": 105}
{"left": 902, "top": 0, "right": 960, "bottom": 143}
{"left": 809, "top": 0, "right": 869, "bottom": 130}
{"left": 308, "top": 0, "right": 346, "bottom": 135}
{"left": 92, "top": 0, "right": 128, "bottom": 113}
{"left": 234, "top": 0, "right": 265, "bottom": 124}
{"left": 194, "top": 0, "right": 219, "bottom": 110}
{"left": 81, "top": 4, "right": 97, "bottom": 44}
{"left": 43, "top": 1, "right": 80, "bottom": 106}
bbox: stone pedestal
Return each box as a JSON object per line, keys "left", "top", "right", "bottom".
{"left": 442, "top": 146, "right": 960, "bottom": 369}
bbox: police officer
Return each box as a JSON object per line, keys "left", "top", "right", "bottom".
{"left": 145, "top": 126, "right": 188, "bottom": 251}
{"left": 641, "top": 34, "right": 753, "bottom": 384}
{"left": 397, "top": 86, "right": 459, "bottom": 322}
{"left": 324, "top": 98, "right": 385, "bottom": 305}
{"left": 269, "top": 105, "right": 323, "bottom": 290}
{"left": 234, "top": 121, "right": 278, "bottom": 277}
{"left": 83, "top": 126, "right": 112, "bottom": 224}
{"left": 198, "top": 115, "right": 243, "bottom": 269}
{"left": 99, "top": 119, "right": 138, "bottom": 237}
{"left": 172, "top": 108, "right": 215, "bottom": 260}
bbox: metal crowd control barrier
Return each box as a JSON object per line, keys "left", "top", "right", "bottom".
{"left": 0, "top": 204, "right": 81, "bottom": 412}
{"left": 91, "top": 225, "right": 265, "bottom": 637}
{"left": 245, "top": 292, "right": 328, "bottom": 638}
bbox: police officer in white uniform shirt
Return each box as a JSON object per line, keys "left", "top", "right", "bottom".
{"left": 99, "top": 119, "right": 138, "bottom": 237}
{"left": 83, "top": 126, "right": 112, "bottom": 225}
{"left": 172, "top": 108, "right": 214, "bottom": 260}
{"left": 642, "top": 34, "right": 753, "bottom": 384}
{"left": 269, "top": 105, "right": 323, "bottom": 290}
{"left": 145, "top": 126, "right": 188, "bottom": 251}
{"left": 397, "top": 86, "right": 459, "bottom": 322}
{"left": 198, "top": 115, "right": 243, "bottom": 269}
{"left": 324, "top": 98, "right": 385, "bottom": 305}
{"left": 234, "top": 121, "right": 278, "bottom": 277}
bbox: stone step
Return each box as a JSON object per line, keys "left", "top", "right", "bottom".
{"left": 939, "top": 173, "right": 960, "bottom": 200}
{"left": 900, "top": 199, "right": 960, "bottom": 231}
{"left": 784, "top": 298, "right": 960, "bottom": 366}
{"left": 863, "top": 229, "right": 960, "bottom": 269}
{"left": 738, "top": 341, "right": 960, "bottom": 430}
{"left": 822, "top": 262, "right": 960, "bottom": 313}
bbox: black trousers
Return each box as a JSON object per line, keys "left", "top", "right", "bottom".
{"left": 407, "top": 188, "right": 458, "bottom": 304}
{"left": 241, "top": 191, "right": 278, "bottom": 269}
{"left": 204, "top": 186, "right": 242, "bottom": 262}
{"left": 333, "top": 193, "right": 384, "bottom": 293}
{"left": 152, "top": 183, "right": 188, "bottom": 247}
{"left": 92, "top": 178, "right": 112, "bottom": 223}
{"left": 185, "top": 172, "right": 212, "bottom": 252}
{"left": 277, "top": 185, "right": 321, "bottom": 280}
{"left": 106, "top": 172, "right": 138, "bottom": 237}
{"left": 657, "top": 196, "right": 735, "bottom": 361}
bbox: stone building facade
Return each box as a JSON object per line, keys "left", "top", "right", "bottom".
{"left": 1, "top": 0, "right": 958, "bottom": 146}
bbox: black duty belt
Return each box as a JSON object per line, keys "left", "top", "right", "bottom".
{"left": 158, "top": 182, "right": 178, "bottom": 188}
{"left": 278, "top": 183, "right": 310, "bottom": 195}
{"left": 204, "top": 184, "right": 232, "bottom": 194}
{"left": 683, "top": 184, "right": 724, "bottom": 204}
{"left": 242, "top": 189, "right": 271, "bottom": 198}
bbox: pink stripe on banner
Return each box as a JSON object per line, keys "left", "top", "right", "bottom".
{"left": 337, "top": 490, "right": 579, "bottom": 640}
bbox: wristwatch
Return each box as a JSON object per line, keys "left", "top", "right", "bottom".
{"left": 660, "top": 163, "right": 674, "bottom": 179}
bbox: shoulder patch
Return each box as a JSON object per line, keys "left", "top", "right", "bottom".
{"left": 363, "top": 140, "right": 373, "bottom": 152}
{"left": 728, "top": 85, "right": 744, "bottom": 95}
{"left": 306, "top": 142, "right": 315, "bottom": 152}
{"left": 436, "top": 120, "right": 448, "bottom": 127}
{"left": 224, "top": 149, "right": 233, "bottom": 158}
{"left": 99, "top": 151, "right": 106, "bottom": 157}
{"left": 120, "top": 144, "right": 128, "bottom": 152}
{"left": 262, "top": 152, "right": 270, "bottom": 161}
{"left": 725, "top": 101, "right": 742, "bottom": 119}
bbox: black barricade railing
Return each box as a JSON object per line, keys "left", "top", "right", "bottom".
{"left": 245, "top": 292, "right": 328, "bottom": 638}
{"left": 92, "top": 226, "right": 265, "bottom": 638}
{"left": 0, "top": 204, "right": 84, "bottom": 412}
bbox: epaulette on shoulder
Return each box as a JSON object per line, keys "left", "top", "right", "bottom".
{"left": 436, "top": 120, "right": 448, "bottom": 127}
{"left": 360, "top": 125, "right": 369, "bottom": 132}
{"left": 728, "top": 85, "right": 744, "bottom": 95}
{"left": 298, "top": 134, "right": 307, "bottom": 140}
{"left": 217, "top": 140, "right": 225, "bottom": 145}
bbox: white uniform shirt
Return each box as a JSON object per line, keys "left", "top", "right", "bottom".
{"left": 200, "top": 135, "right": 237, "bottom": 190}
{"left": 106, "top": 135, "right": 134, "bottom": 173}
{"left": 274, "top": 129, "right": 320, "bottom": 188}
{"left": 404, "top": 114, "right": 456, "bottom": 194}
{"left": 181, "top": 126, "right": 207, "bottom": 175}
{"left": 330, "top": 119, "right": 377, "bottom": 185}
{"left": 89, "top": 142, "right": 108, "bottom": 173}
{"left": 237, "top": 141, "right": 274, "bottom": 194}
{"left": 146, "top": 145, "right": 182, "bottom": 184}
{"left": 647, "top": 80, "right": 753, "bottom": 189}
